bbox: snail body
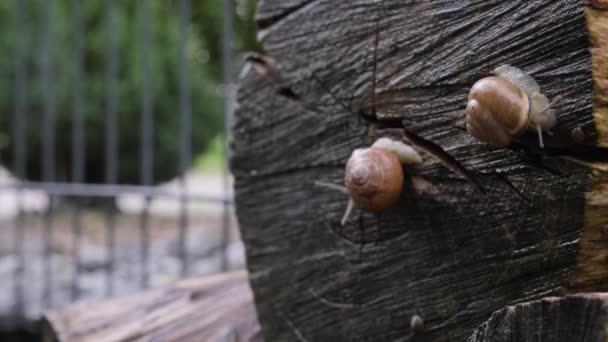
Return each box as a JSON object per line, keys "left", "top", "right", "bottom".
{"left": 465, "top": 65, "right": 560, "bottom": 148}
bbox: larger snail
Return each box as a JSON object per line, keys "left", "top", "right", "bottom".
{"left": 465, "top": 65, "right": 562, "bottom": 148}
{"left": 316, "top": 137, "right": 422, "bottom": 225}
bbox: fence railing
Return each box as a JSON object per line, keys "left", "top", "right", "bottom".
{"left": 0, "top": 0, "right": 236, "bottom": 329}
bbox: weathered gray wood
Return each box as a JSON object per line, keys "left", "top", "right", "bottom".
{"left": 232, "top": 1, "right": 601, "bottom": 341}
{"left": 43, "top": 271, "right": 261, "bottom": 342}
{"left": 468, "top": 294, "right": 608, "bottom": 342}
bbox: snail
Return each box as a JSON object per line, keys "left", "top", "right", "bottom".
{"left": 465, "top": 64, "right": 562, "bottom": 148}
{"left": 410, "top": 315, "right": 424, "bottom": 334}
{"left": 316, "top": 137, "right": 422, "bottom": 225}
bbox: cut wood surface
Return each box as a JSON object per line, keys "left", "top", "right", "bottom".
{"left": 232, "top": 0, "right": 608, "bottom": 341}
{"left": 468, "top": 293, "right": 608, "bottom": 342}
{"left": 43, "top": 271, "right": 261, "bottom": 342}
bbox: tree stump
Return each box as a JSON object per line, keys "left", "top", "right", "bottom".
{"left": 468, "top": 294, "right": 608, "bottom": 342}
{"left": 232, "top": 0, "right": 608, "bottom": 340}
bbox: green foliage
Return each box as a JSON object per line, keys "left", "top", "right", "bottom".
{"left": 183, "top": 0, "right": 261, "bottom": 82}
{"left": 0, "top": 0, "right": 239, "bottom": 184}
{"left": 195, "top": 134, "right": 225, "bottom": 172}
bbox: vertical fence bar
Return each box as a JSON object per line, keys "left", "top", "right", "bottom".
{"left": 178, "top": 0, "right": 192, "bottom": 277}
{"left": 70, "top": 0, "right": 85, "bottom": 301}
{"left": 140, "top": 0, "right": 153, "bottom": 289}
{"left": 220, "top": 0, "right": 235, "bottom": 271}
{"left": 41, "top": 0, "right": 56, "bottom": 308}
{"left": 11, "top": 192, "right": 25, "bottom": 321}
{"left": 104, "top": 0, "right": 119, "bottom": 296}
{"left": 12, "top": 0, "right": 27, "bottom": 320}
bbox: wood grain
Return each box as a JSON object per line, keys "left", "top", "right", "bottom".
{"left": 232, "top": 0, "right": 602, "bottom": 341}
{"left": 43, "top": 271, "right": 261, "bottom": 342}
{"left": 468, "top": 294, "right": 608, "bottom": 342}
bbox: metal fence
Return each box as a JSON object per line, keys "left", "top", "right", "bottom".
{"left": 0, "top": 0, "right": 236, "bottom": 330}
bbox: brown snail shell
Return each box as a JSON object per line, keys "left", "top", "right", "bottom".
{"left": 345, "top": 147, "right": 404, "bottom": 212}
{"left": 466, "top": 76, "right": 530, "bottom": 146}
{"left": 466, "top": 65, "right": 561, "bottom": 148}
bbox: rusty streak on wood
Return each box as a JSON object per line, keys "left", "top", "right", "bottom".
{"left": 569, "top": 170, "right": 608, "bottom": 292}
{"left": 43, "top": 271, "right": 261, "bottom": 342}
{"left": 586, "top": 1, "right": 608, "bottom": 147}
{"left": 567, "top": 1, "right": 608, "bottom": 294}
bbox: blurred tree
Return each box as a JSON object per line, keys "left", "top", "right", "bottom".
{"left": 171, "top": 0, "right": 260, "bottom": 83}
{"left": 0, "top": 0, "right": 255, "bottom": 185}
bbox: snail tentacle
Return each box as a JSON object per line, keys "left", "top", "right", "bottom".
{"left": 341, "top": 199, "right": 355, "bottom": 226}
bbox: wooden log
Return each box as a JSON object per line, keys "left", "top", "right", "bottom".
{"left": 42, "top": 271, "right": 261, "bottom": 342}
{"left": 232, "top": 0, "right": 608, "bottom": 341}
{"left": 468, "top": 293, "right": 608, "bottom": 342}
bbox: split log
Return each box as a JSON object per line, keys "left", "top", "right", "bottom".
{"left": 468, "top": 293, "right": 608, "bottom": 342}
{"left": 42, "top": 271, "right": 261, "bottom": 342}
{"left": 232, "top": 0, "right": 608, "bottom": 341}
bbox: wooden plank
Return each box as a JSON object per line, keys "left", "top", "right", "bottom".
{"left": 468, "top": 294, "right": 608, "bottom": 342}
{"left": 232, "top": 0, "right": 607, "bottom": 340}
{"left": 43, "top": 271, "right": 261, "bottom": 342}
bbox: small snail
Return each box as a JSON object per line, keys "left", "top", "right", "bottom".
{"left": 410, "top": 315, "right": 424, "bottom": 334}
{"left": 465, "top": 64, "right": 561, "bottom": 148}
{"left": 316, "top": 137, "right": 422, "bottom": 225}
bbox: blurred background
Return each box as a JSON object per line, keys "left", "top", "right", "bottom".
{"left": 0, "top": 0, "right": 258, "bottom": 339}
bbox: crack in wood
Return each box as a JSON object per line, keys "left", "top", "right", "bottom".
{"left": 307, "top": 287, "right": 361, "bottom": 310}
{"left": 244, "top": 53, "right": 302, "bottom": 101}
{"left": 234, "top": 163, "right": 343, "bottom": 180}
{"left": 476, "top": 171, "right": 531, "bottom": 205}
{"left": 256, "top": 0, "right": 318, "bottom": 32}
{"left": 401, "top": 127, "right": 485, "bottom": 192}
{"left": 279, "top": 310, "right": 311, "bottom": 342}
{"left": 311, "top": 61, "right": 486, "bottom": 199}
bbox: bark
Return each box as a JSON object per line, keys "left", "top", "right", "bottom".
{"left": 232, "top": 0, "right": 608, "bottom": 341}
